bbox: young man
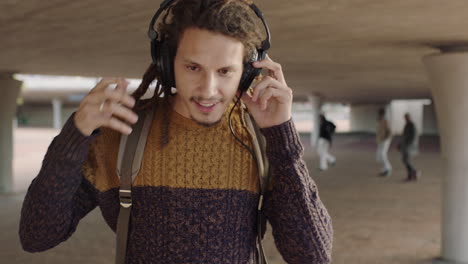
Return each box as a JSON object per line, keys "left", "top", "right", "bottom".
{"left": 317, "top": 114, "right": 336, "bottom": 171}
{"left": 19, "top": 0, "right": 333, "bottom": 263}
{"left": 376, "top": 108, "right": 392, "bottom": 176}
{"left": 399, "top": 113, "right": 420, "bottom": 182}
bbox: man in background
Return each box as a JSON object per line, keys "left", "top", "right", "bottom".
{"left": 318, "top": 114, "right": 336, "bottom": 171}
{"left": 376, "top": 108, "right": 392, "bottom": 177}
{"left": 399, "top": 113, "right": 420, "bottom": 181}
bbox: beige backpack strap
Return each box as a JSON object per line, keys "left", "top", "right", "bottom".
{"left": 243, "top": 112, "right": 270, "bottom": 191}
{"left": 115, "top": 104, "right": 155, "bottom": 264}
{"left": 243, "top": 111, "right": 271, "bottom": 264}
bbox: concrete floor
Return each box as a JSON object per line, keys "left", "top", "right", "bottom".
{"left": 1, "top": 128, "right": 442, "bottom": 263}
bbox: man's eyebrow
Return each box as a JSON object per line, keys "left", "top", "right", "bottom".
{"left": 182, "top": 59, "right": 200, "bottom": 65}
{"left": 219, "top": 64, "right": 242, "bottom": 70}
{"left": 182, "top": 58, "right": 241, "bottom": 69}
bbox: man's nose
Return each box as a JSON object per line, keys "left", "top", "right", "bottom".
{"left": 199, "top": 72, "right": 218, "bottom": 99}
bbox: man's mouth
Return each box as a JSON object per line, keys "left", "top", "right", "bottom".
{"left": 193, "top": 100, "right": 218, "bottom": 113}
{"left": 198, "top": 102, "right": 216, "bottom": 107}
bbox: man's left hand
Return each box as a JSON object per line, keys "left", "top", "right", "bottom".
{"left": 241, "top": 55, "right": 292, "bottom": 128}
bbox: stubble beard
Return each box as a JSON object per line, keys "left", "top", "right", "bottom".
{"left": 189, "top": 96, "right": 226, "bottom": 127}
{"left": 190, "top": 115, "right": 224, "bottom": 127}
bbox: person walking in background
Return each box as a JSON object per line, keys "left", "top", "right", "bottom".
{"left": 318, "top": 114, "right": 336, "bottom": 171}
{"left": 398, "top": 113, "right": 420, "bottom": 181}
{"left": 376, "top": 108, "right": 392, "bottom": 177}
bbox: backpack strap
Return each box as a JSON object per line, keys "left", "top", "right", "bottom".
{"left": 115, "top": 104, "right": 155, "bottom": 264}
{"left": 243, "top": 111, "right": 271, "bottom": 264}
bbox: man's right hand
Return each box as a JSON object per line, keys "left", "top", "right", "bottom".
{"left": 74, "top": 78, "right": 139, "bottom": 136}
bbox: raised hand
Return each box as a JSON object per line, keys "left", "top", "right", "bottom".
{"left": 74, "top": 78, "right": 139, "bottom": 136}
{"left": 241, "top": 55, "right": 292, "bottom": 128}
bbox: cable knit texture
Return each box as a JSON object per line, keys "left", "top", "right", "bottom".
{"left": 19, "top": 101, "right": 333, "bottom": 263}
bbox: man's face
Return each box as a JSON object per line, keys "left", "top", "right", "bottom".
{"left": 173, "top": 27, "right": 244, "bottom": 126}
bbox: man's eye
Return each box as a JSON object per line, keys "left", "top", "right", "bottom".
{"left": 186, "top": 65, "right": 199, "bottom": 71}
{"left": 219, "top": 69, "right": 230, "bottom": 75}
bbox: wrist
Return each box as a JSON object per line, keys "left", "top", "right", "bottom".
{"left": 73, "top": 114, "right": 93, "bottom": 136}
{"left": 260, "top": 119, "right": 303, "bottom": 159}
{"left": 257, "top": 115, "right": 291, "bottom": 129}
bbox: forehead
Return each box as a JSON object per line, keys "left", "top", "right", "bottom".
{"left": 176, "top": 27, "right": 244, "bottom": 67}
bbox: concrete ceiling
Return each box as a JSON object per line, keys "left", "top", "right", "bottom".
{"left": 1, "top": 0, "right": 466, "bottom": 103}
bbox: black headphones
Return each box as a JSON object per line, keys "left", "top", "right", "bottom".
{"left": 147, "top": 0, "right": 271, "bottom": 93}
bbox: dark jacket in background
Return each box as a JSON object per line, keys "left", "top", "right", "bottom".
{"left": 319, "top": 119, "right": 336, "bottom": 142}
{"left": 401, "top": 121, "right": 416, "bottom": 150}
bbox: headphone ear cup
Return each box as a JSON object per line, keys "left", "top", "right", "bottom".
{"left": 152, "top": 39, "right": 176, "bottom": 88}
{"left": 239, "top": 49, "right": 264, "bottom": 93}
{"left": 239, "top": 64, "right": 260, "bottom": 93}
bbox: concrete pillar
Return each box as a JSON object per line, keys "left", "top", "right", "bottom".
{"left": 52, "top": 98, "right": 62, "bottom": 129}
{"left": 307, "top": 94, "right": 321, "bottom": 148}
{"left": 0, "top": 73, "right": 22, "bottom": 193}
{"left": 423, "top": 50, "right": 468, "bottom": 264}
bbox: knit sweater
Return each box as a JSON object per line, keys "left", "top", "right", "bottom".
{"left": 19, "top": 102, "right": 333, "bottom": 264}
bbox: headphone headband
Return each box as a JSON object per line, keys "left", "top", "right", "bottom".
{"left": 148, "top": 0, "right": 271, "bottom": 53}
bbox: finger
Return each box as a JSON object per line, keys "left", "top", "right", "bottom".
{"left": 106, "top": 88, "right": 135, "bottom": 107}
{"left": 257, "top": 87, "right": 292, "bottom": 110}
{"left": 112, "top": 78, "right": 132, "bottom": 106}
{"left": 251, "top": 76, "right": 272, "bottom": 102}
{"left": 115, "top": 78, "right": 129, "bottom": 95}
{"left": 100, "top": 101, "right": 139, "bottom": 124}
{"left": 251, "top": 76, "right": 283, "bottom": 102}
{"left": 253, "top": 55, "right": 286, "bottom": 85}
{"left": 258, "top": 88, "right": 275, "bottom": 111}
{"left": 88, "top": 89, "right": 136, "bottom": 109}
{"left": 100, "top": 116, "right": 133, "bottom": 135}
{"left": 241, "top": 92, "right": 254, "bottom": 109}
{"left": 90, "top": 78, "right": 120, "bottom": 93}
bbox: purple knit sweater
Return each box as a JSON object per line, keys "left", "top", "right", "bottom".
{"left": 19, "top": 111, "right": 333, "bottom": 263}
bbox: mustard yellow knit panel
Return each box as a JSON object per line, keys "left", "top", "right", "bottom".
{"left": 83, "top": 104, "right": 259, "bottom": 194}
{"left": 82, "top": 127, "right": 121, "bottom": 192}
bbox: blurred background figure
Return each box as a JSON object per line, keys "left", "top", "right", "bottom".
{"left": 376, "top": 108, "right": 392, "bottom": 177}
{"left": 318, "top": 114, "right": 336, "bottom": 171}
{"left": 399, "top": 113, "right": 420, "bottom": 181}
